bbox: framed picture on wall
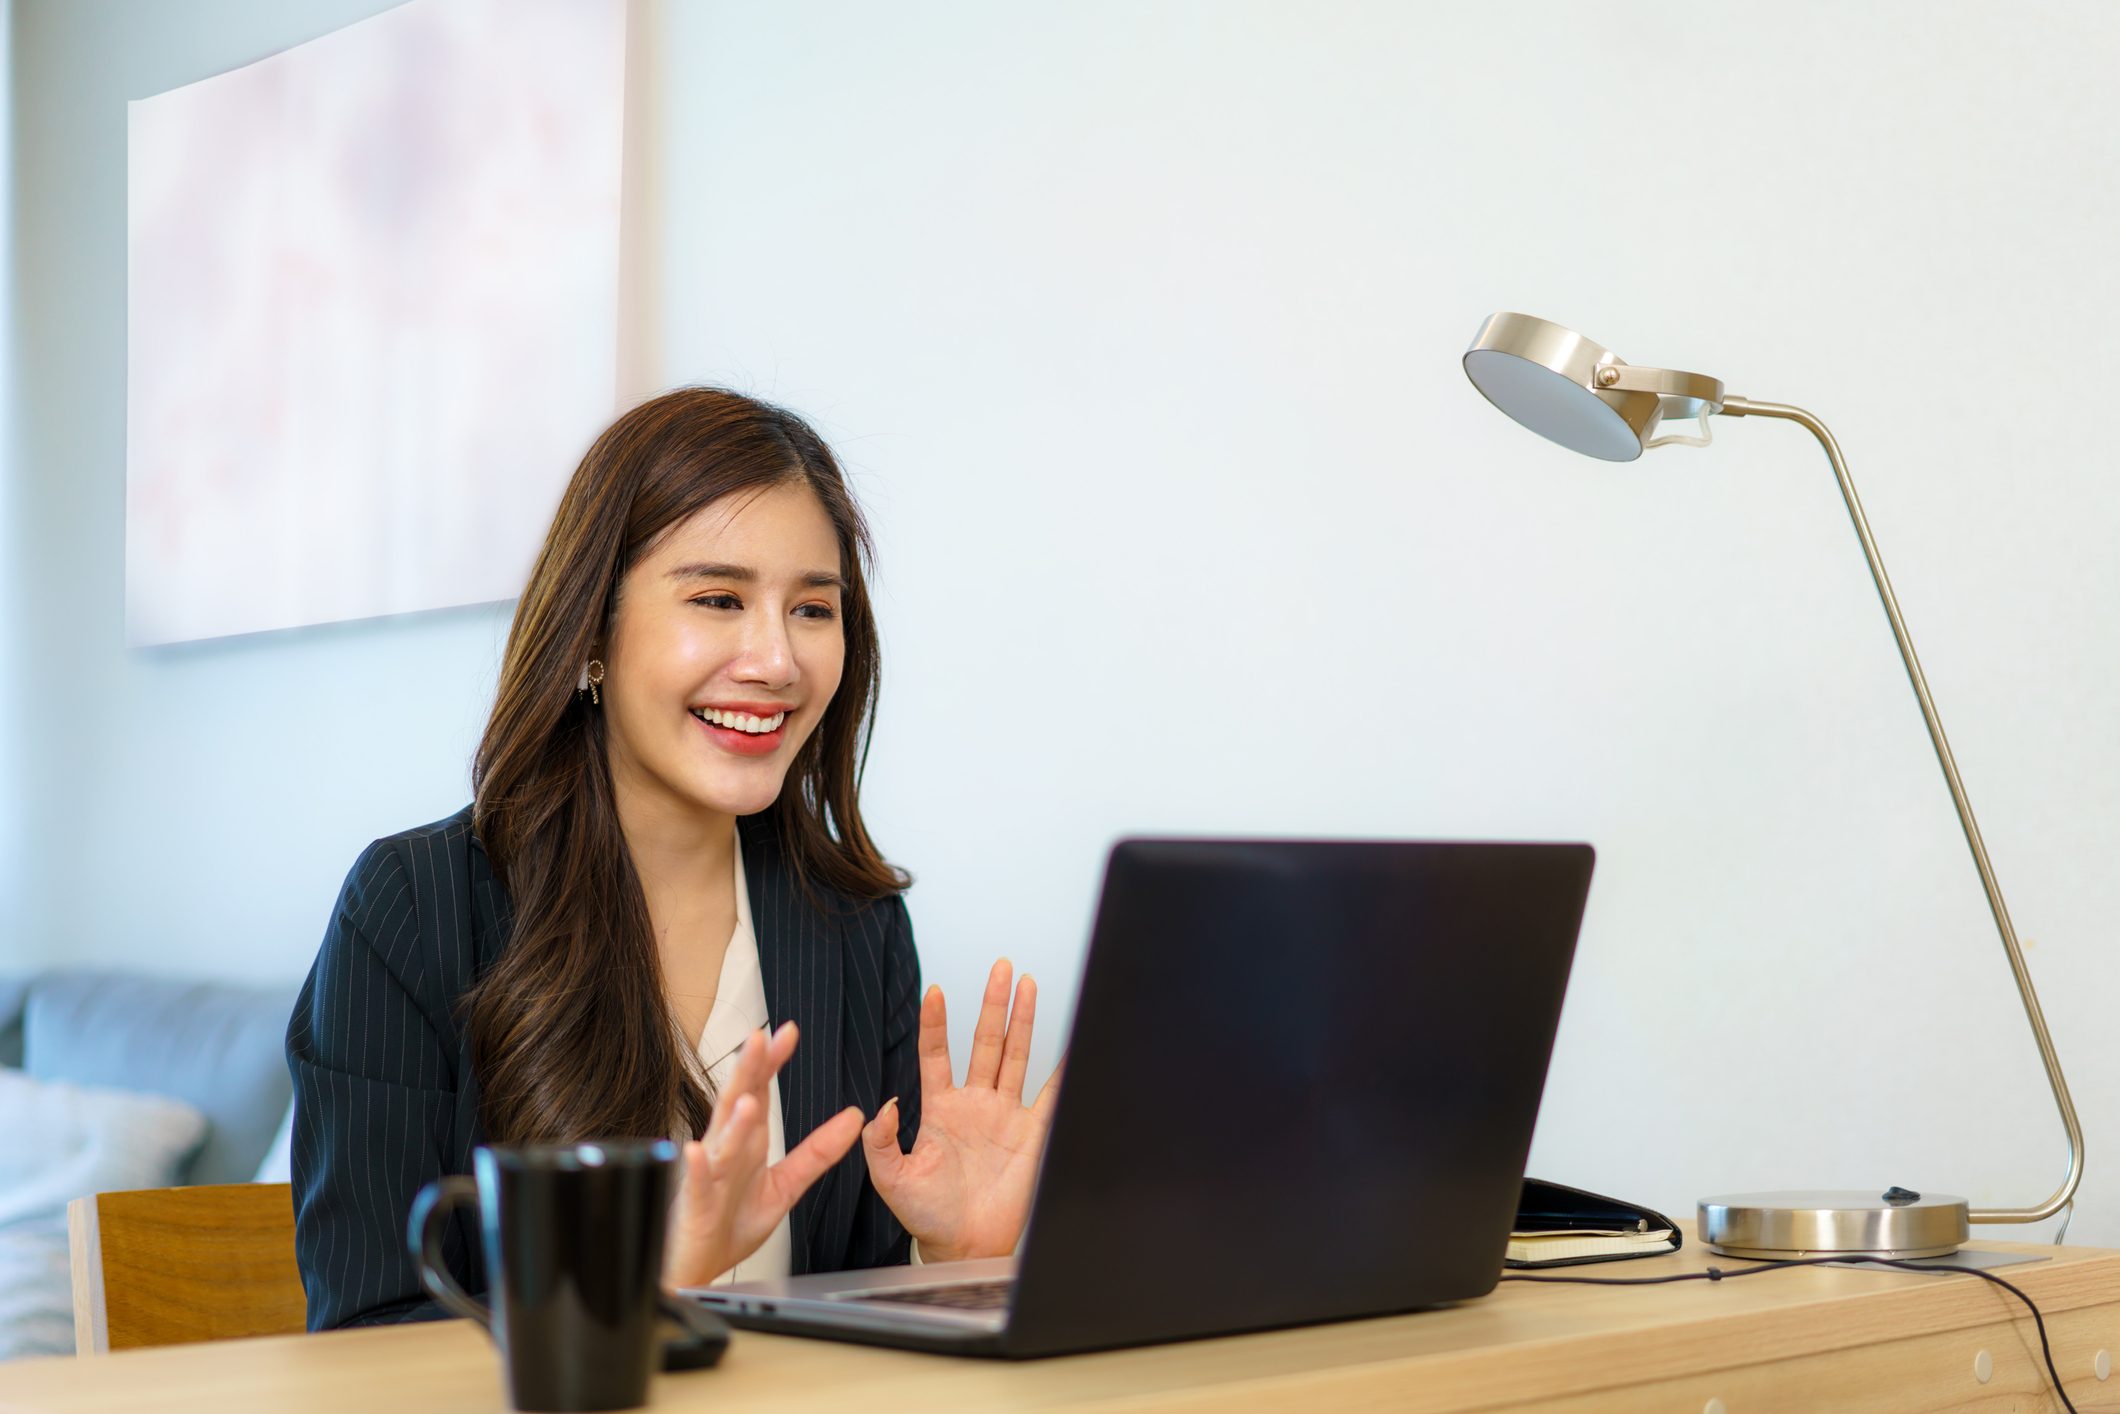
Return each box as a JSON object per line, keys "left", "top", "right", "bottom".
{"left": 124, "top": 0, "right": 627, "bottom": 646}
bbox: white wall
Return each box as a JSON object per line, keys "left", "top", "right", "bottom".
{"left": 2, "top": 0, "right": 17, "bottom": 945}
{"left": 650, "top": 0, "right": 2120, "bottom": 1242}
{"left": 1, "top": 0, "right": 16, "bottom": 947}
{"left": 7, "top": 0, "right": 510, "bottom": 978}
{"left": 7, "top": 1, "right": 2118, "bottom": 1244}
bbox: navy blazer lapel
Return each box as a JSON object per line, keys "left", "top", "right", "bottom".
{"left": 741, "top": 815, "right": 843, "bottom": 1275}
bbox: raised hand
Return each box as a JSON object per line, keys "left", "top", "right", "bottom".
{"left": 862, "top": 959, "right": 1061, "bottom": 1264}
{"left": 662, "top": 1021, "right": 864, "bottom": 1289}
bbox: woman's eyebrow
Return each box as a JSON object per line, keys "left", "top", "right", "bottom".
{"left": 666, "top": 561, "right": 846, "bottom": 591}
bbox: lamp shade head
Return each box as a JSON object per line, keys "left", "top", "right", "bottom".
{"left": 1463, "top": 312, "right": 1664, "bottom": 462}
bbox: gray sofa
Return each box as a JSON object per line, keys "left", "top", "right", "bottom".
{"left": 0, "top": 970, "right": 300, "bottom": 1359}
{"left": 0, "top": 971, "right": 297, "bottom": 1188}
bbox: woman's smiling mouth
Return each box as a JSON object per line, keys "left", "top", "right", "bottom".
{"left": 689, "top": 706, "right": 787, "bottom": 734}
{"left": 689, "top": 702, "right": 792, "bottom": 756}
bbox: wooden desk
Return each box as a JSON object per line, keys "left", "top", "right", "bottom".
{"left": 7, "top": 1226, "right": 2120, "bottom": 1412}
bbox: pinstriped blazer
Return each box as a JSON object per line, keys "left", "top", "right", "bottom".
{"left": 285, "top": 805, "right": 922, "bottom": 1330}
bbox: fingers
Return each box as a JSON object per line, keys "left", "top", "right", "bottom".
{"left": 708, "top": 1093, "right": 763, "bottom": 1170}
{"left": 965, "top": 958, "right": 1014, "bottom": 1089}
{"left": 694, "top": 1022, "right": 800, "bottom": 1185}
{"left": 664, "top": 1097, "right": 770, "bottom": 1289}
{"left": 680, "top": 1136, "right": 711, "bottom": 1194}
{"left": 747, "top": 1021, "right": 800, "bottom": 1093}
{"left": 697, "top": 1050, "right": 750, "bottom": 1149}
{"left": 699, "top": 1032, "right": 763, "bottom": 1146}
{"left": 1031, "top": 1054, "right": 1065, "bottom": 1126}
{"left": 767, "top": 1019, "right": 799, "bottom": 1071}
{"left": 770, "top": 1105, "right": 865, "bottom": 1202}
{"left": 709, "top": 1022, "right": 798, "bottom": 1137}
{"left": 917, "top": 984, "right": 953, "bottom": 1096}
{"left": 930, "top": 961, "right": 1039, "bottom": 1098}
{"left": 996, "top": 974, "right": 1037, "bottom": 1100}
{"left": 666, "top": 1139, "right": 719, "bottom": 1284}
{"left": 862, "top": 1096, "right": 906, "bottom": 1188}
{"left": 716, "top": 1029, "right": 767, "bottom": 1124}
{"left": 683, "top": 1092, "right": 765, "bottom": 1216}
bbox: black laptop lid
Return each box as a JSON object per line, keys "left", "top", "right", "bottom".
{"left": 1004, "top": 838, "right": 1593, "bottom": 1357}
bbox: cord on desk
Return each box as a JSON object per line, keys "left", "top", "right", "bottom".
{"left": 1500, "top": 1255, "right": 2076, "bottom": 1414}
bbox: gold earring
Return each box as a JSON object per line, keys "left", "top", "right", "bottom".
{"left": 586, "top": 659, "right": 605, "bottom": 706}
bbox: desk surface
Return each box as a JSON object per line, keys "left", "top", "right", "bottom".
{"left": 7, "top": 1225, "right": 2120, "bottom": 1412}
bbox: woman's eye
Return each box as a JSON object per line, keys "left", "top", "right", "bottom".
{"left": 795, "top": 603, "right": 838, "bottom": 621}
{"left": 691, "top": 593, "right": 741, "bottom": 610}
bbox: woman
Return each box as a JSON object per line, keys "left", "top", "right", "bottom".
{"left": 287, "top": 388, "right": 1057, "bottom": 1327}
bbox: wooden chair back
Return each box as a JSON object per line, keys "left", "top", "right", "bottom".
{"left": 67, "top": 1181, "right": 307, "bottom": 1353}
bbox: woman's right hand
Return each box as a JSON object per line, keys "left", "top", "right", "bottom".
{"left": 661, "top": 1021, "right": 865, "bottom": 1289}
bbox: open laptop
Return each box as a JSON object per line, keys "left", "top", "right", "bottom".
{"left": 684, "top": 836, "right": 1594, "bottom": 1358}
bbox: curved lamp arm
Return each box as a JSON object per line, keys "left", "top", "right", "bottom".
{"left": 1719, "top": 395, "right": 2084, "bottom": 1224}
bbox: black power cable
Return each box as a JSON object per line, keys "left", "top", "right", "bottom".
{"left": 1500, "top": 1254, "right": 2076, "bottom": 1413}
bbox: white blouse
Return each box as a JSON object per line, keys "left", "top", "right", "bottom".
{"left": 692, "top": 828, "right": 793, "bottom": 1285}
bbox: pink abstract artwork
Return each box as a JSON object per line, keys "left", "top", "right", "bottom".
{"left": 126, "top": 0, "right": 625, "bottom": 644}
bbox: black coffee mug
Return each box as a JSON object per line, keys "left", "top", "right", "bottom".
{"left": 408, "top": 1140, "right": 729, "bottom": 1412}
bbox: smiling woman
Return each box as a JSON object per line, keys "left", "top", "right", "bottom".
{"left": 286, "top": 389, "right": 1058, "bottom": 1328}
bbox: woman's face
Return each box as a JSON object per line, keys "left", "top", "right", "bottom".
{"left": 601, "top": 480, "right": 847, "bottom": 829}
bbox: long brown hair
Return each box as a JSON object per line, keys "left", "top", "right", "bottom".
{"left": 466, "top": 387, "right": 905, "bottom": 1145}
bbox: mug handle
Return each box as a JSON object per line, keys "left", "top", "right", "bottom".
{"left": 406, "top": 1175, "right": 493, "bottom": 1330}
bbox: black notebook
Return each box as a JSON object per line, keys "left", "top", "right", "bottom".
{"left": 1507, "top": 1178, "right": 1682, "bottom": 1269}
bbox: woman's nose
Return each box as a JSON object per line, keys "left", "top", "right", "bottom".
{"left": 733, "top": 608, "right": 796, "bottom": 685}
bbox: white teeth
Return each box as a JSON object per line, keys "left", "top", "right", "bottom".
{"left": 691, "top": 708, "right": 786, "bottom": 734}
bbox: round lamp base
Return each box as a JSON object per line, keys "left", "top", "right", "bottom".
{"left": 1697, "top": 1190, "right": 1969, "bottom": 1259}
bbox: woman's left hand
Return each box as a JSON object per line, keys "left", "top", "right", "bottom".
{"left": 862, "top": 959, "right": 1061, "bottom": 1264}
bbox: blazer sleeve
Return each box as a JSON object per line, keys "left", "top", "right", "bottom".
{"left": 841, "top": 892, "right": 923, "bottom": 1270}
{"left": 286, "top": 839, "right": 466, "bottom": 1329}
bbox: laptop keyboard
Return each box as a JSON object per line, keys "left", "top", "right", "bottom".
{"left": 841, "top": 1278, "right": 1014, "bottom": 1311}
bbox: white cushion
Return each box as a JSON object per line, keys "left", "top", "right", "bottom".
{"left": 252, "top": 1099, "right": 295, "bottom": 1185}
{"left": 0, "top": 1068, "right": 208, "bottom": 1360}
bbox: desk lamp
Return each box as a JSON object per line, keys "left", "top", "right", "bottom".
{"left": 1461, "top": 312, "right": 2083, "bottom": 1258}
